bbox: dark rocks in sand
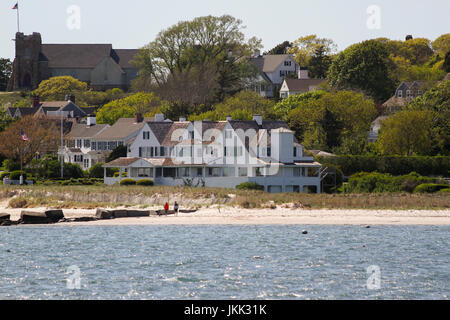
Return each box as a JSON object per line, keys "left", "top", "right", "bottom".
{"left": 95, "top": 209, "right": 114, "bottom": 220}
{"left": 45, "top": 210, "right": 64, "bottom": 223}
{"left": 20, "top": 211, "right": 53, "bottom": 224}
{"left": 0, "top": 213, "right": 11, "bottom": 221}
{"left": 365, "top": 225, "right": 371, "bottom": 228}
{"left": 125, "top": 210, "right": 150, "bottom": 218}
{"left": 112, "top": 210, "right": 128, "bottom": 218}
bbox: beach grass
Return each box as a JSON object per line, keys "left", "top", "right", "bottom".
{"left": 0, "top": 185, "right": 449, "bottom": 210}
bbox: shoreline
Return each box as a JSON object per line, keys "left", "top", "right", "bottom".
{"left": 1, "top": 206, "right": 450, "bottom": 226}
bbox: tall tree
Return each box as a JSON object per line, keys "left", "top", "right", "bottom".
{"left": 378, "top": 111, "right": 434, "bottom": 156}
{"left": 265, "top": 41, "right": 292, "bottom": 55}
{"left": 327, "top": 40, "right": 395, "bottom": 102}
{"left": 308, "top": 45, "right": 332, "bottom": 79}
{"left": 0, "top": 58, "right": 12, "bottom": 91}
{"left": 132, "top": 15, "right": 262, "bottom": 106}
{"left": 287, "top": 35, "right": 337, "bottom": 67}
{"left": 444, "top": 51, "right": 450, "bottom": 73}
{"left": 432, "top": 34, "right": 450, "bottom": 57}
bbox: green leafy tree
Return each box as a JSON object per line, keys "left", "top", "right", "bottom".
{"left": 405, "top": 80, "right": 450, "bottom": 155}
{"left": 444, "top": 51, "right": 450, "bottom": 72}
{"left": 32, "top": 76, "right": 88, "bottom": 101}
{"left": 288, "top": 35, "right": 337, "bottom": 67}
{"left": 432, "top": 34, "right": 450, "bottom": 57}
{"left": 378, "top": 111, "right": 434, "bottom": 156}
{"left": 96, "top": 93, "right": 165, "bottom": 125}
{"left": 327, "top": 40, "right": 395, "bottom": 102}
{"left": 106, "top": 145, "right": 128, "bottom": 162}
{"left": 273, "top": 90, "right": 327, "bottom": 118}
{"left": 189, "top": 91, "right": 275, "bottom": 121}
{"left": 0, "top": 58, "right": 12, "bottom": 91}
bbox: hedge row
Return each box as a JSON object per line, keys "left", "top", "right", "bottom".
{"left": 342, "top": 172, "right": 448, "bottom": 193}
{"left": 317, "top": 155, "right": 450, "bottom": 177}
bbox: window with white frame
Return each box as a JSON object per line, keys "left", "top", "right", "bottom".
{"left": 238, "top": 167, "right": 248, "bottom": 177}
{"left": 223, "top": 167, "right": 235, "bottom": 177}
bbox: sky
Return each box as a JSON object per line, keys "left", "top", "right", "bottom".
{"left": 1, "top": 0, "right": 449, "bottom": 60}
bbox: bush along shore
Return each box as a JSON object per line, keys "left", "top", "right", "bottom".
{"left": 0, "top": 185, "right": 448, "bottom": 211}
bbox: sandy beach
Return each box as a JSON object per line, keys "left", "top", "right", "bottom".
{"left": 1, "top": 203, "right": 449, "bottom": 226}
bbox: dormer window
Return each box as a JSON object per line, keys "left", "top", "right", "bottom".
{"left": 397, "top": 90, "right": 403, "bottom": 98}
{"left": 284, "top": 61, "right": 292, "bottom": 66}
{"left": 406, "top": 90, "right": 412, "bottom": 97}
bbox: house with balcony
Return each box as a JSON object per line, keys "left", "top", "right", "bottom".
{"left": 103, "top": 115, "right": 322, "bottom": 193}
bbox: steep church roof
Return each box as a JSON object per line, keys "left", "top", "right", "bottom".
{"left": 41, "top": 44, "right": 113, "bottom": 68}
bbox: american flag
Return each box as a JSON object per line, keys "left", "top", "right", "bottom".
{"left": 20, "top": 130, "right": 29, "bottom": 142}
{"left": 12, "top": 3, "right": 18, "bottom": 10}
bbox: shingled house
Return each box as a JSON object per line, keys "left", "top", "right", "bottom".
{"left": 7, "top": 32, "right": 139, "bottom": 91}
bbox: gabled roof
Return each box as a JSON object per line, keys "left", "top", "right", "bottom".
{"left": 283, "top": 78, "right": 325, "bottom": 92}
{"left": 103, "top": 157, "right": 141, "bottom": 168}
{"left": 66, "top": 123, "right": 109, "bottom": 139}
{"left": 249, "top": 54, "right": 294, "bottom": 73}
{"left": 113, "top": 49, "right": 139, "bottom": 69}
{"left": 93, "top": 118, "right": 153, "bottom": 141}
{"left": 41, "top": 44, "right": 113, "bottom": 68}
{"left": 146, "top": 122, "right": 179, "bottom": 145}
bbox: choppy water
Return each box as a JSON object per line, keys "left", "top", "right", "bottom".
{"left": 0, "top": 225, "right": 448, "bottom": 300}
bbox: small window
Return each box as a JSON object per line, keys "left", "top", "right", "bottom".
{"left": 293, "top": 147, "right": 297, "bottom": 157}
{"left": 397, "top": 91, "right": 403, "bottom": 98}
{"left": 225, "top": 130, "right": 233, "bottom": 139}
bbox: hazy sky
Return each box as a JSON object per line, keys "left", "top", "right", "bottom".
{"left": 1, "top": 0, "right": 449, "bottom": 60}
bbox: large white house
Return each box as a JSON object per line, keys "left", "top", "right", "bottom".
{"left": 103, "top": 115, "right": 322, "bottom": 193}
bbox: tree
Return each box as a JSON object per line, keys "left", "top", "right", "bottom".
{"left": 0, "top": 116, "right": 59, "bottom": 165}
{"left": 0, "top": 108, "right": 15, "bottom": 133}
{"left": 432, "top": 34, "right": 450, "bottom": 57}
{"left": 378, "top": 111, "right": 434, "bottom": 156}
{"left": 273, "top": 90, "right": 327, "bottom": 118}
{"left": 286, "top": 91, "right": 377, "bottom": 153}
{"left": 327, "top": 40, "right": 395, "bottom": 102}
{"left": 444, "top": 51, "right": 450, "bottom": 72}
{"left": 32, "top": 76, "right": 88, "bottom": 101}
{"left": 96, "top": 92, "right": 165, "bottom": 125}
{"left": 406, "top": 80, "right": 450, "bottom": 155}
{"left": 188, "top": 91, "right": 275, "bottom": 121}
{"left": 0, "top": 58, "right": 12, "bottom": 91}
{"left": 308, "top": 45, "right": 333, "bottom": 79}
{"left": 265, "top": 41, "right": 292, "bottom": 55}
{"left": 287, "top": 35, "right": 337, "bottom": 67}
{"left": 132, "top": 15, "right": 262, "bottom": 106}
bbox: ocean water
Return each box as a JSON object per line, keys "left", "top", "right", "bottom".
{"left": 0, "top": 225, "right": 448, "bottom": 300}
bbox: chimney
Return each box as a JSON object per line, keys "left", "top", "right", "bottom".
{"left": 298, "top": 67, "right": 309, "bottom": 79}
{"left": 253, "top": 114, "right": 263, "bottom": 126}
{"left": 226, "top": 115, "right": 232, "bottom": 121}
{"left": 134, "top": 113, "right": 143, "bottom": 123}
{"left": 87, "top": 116, "right": 96, "bottom": 126}
{"left": 154, "top": 114, "right": 165, "bottom": 122}
{"left": 32, "top": 95, "right": 40, "bottom": 108}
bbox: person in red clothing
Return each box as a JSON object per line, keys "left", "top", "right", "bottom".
{"left": 164, "top": 202, "right": 169, "bottom": 214}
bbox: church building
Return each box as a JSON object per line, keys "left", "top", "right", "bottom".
{"left": 7, "top": 32, "right": 139, "bottom": 91}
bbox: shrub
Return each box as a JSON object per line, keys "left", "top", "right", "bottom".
{"left": 413, "top": 184, "right": 449, "bottom": 193}
{"left": 316, "top": 155, "right": 450, "bottom": 177}
{"left": 2, "top": 159, "right": 20, "bottom": 172}
{"left": 0, "top": 172, "right": 10, "bottom": 180}
{"left": 120, "top": 179, "right": 136, "bottom": 186}
{"left": 9, "top": 171, "right": 27, "bottom": 181}
{"left": 236, "top": 182, "right": 264, "bottom": 191}
{"left": 439, "top": 188, "right": 450, "bottom": 193}
{"left": 8, "top": 197, "right": 28, "bottom": 208}
{"left": 136, "top": 179, "right": 154, "bottom": 186}
{"left": 113, "top": 172, "right": 127, "bottom": 178}
{"left": 63, "top": 163, "right": 85, "bottom": 179}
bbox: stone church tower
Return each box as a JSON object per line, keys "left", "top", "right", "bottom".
{"left": 8, "top": 32, "right": 49, "bottom": 91}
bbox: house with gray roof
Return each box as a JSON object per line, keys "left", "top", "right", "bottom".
{"left": 279, "top": 70, "right": 326, "bottom": 98}
{"left": 105, "top": 115, "right": 322, "bottom": 193}
{"left": 247, "top": 54, "right": 301, "bottom": 98}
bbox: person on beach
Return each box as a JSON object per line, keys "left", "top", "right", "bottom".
{"left": 164, "top": 202, "right": 169, "bottom": 215}
{"left": 174, "top": 202, "right": 179, "bottom": 215}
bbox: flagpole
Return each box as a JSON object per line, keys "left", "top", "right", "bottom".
{"left": 16, "top": 1, "right": 20, "bottom": 33}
